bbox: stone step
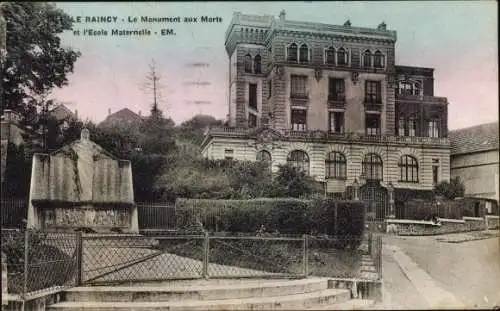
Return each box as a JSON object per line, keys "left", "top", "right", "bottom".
{"left": 49, "top": 288, "right": 351, "bottom": 311}
{"left": 63, "top": 278, "right": 329, "bottom": 302}
{"left": 306, "top": 299, "right": 376, "bottom": 310}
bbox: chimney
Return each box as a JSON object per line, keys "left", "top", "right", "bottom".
{"left": 377, "top": 22, "right": 387, "bottom": 31}
{"left": 108, "top": 108, "right": 111, "bottom": 116}
{"left": 138, "top": 110, "right": 142, "bottom": 117}
{"left": 74, "top": 109, "right": 78, "bottom": 118}
{"left": 279, "top": 10, "right": 286, "bottom": 21}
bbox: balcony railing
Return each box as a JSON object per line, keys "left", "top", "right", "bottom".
{"left": 395, "top": 94, "right": 448, "bottom": 104}
{"left": 364, "top": 102, "right": 383, "bottom": 112}
{"left": 328, "top": 94, "right": 346, "bottom": 109}
{"left": 205, "top": 127, "right": 450, "bottom": 146}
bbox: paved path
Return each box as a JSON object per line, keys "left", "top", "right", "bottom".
{"left": 383, "top": 233, "right": 500, "bottom": 309}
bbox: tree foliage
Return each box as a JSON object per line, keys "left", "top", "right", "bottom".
{"left": 1, "top": 2, "right": 80, "bottom": 118}
{"left": 433, "top": 176, "right": 466, "bottom": 200}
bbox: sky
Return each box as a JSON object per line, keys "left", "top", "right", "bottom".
{"left": 51, "top": 1, "right": 498, "bottom": 130}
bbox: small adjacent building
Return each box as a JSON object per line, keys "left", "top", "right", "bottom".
{"left": 449, "top": 122, "right": 499, "bottom": 212}
{"left": 201, "top": 11, "right": 452, "bottom": 220}
{"left": 100, "top": 108, "right": 145, "bottom": 127}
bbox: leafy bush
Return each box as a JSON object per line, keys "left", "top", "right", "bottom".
{"left": 434, "top": 177, "right": 465, "bottom": 200}
{"left": 175, "top": 198, "right": 366, "bottom": 246}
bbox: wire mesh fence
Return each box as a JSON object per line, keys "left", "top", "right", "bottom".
{"left": 1, "top": 229, "right": 78, "bottom": 298}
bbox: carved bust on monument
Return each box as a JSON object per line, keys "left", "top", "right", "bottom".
{"left": 26, "top": 128, "right": 139, "bottom": 233}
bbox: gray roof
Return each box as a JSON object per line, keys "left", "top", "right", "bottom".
{"left": 449, "top": 122, "right": 499, "bottom": 155}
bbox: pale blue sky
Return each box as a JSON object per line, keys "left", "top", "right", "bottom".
{"left": 52, "top": 1, "right": 498, "bottom": 129}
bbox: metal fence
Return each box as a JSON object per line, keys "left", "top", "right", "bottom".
{"left": 137, "top": 202, "right": 176, "bottom": 230}
{"left": 1, "top": 199, "right": 28, "bottom": 229}
{"left": 79, "top": 233, "right": 306, "bottom": 285}
{"left": 1, "top": 229, "right": 78, "bottom": 301}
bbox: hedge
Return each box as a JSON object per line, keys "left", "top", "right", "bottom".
{"left": 175, "top": 198, "right": 366, "bottom": 241}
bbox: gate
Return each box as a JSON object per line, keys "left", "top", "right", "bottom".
{"left": 360, "top": 181, "right": 388, "bottom": 220}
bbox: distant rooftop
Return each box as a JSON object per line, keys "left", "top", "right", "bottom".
{"left": 449, "top": 121, "right": 499, "bottom": 155}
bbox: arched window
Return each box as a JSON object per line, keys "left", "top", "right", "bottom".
{"left": 299, "top": 44, "right": 309, "bottom": 63}
{"left": 287, "top": 43, "right": 298, "bottom": 62}
{"left": 257, "top": 150, "right": 272, "bottom": 172}
{"left": 287, "top": 150, "right": 310, "bottom": 175}
{"left": 337, "top": 47, "right": 348, "bottom": 66}
{"left": 325, "top": 47, "right": 335, "bottom": 64}
{"left": 244, "top": 54, "right": 252, "bottom": 73}
{"left": 325, "top": 152, "right": 347, "bottom": 179}
{"left": 362, "top": 50, "right": 372, "bottom": 68}
{"left": 414, "top": 82, "right": 422, "bottom": 96}
{"left": 254, "top": 54, "right": 262, "bottom": 74}
{"left": 399, "top": 155, "right": 419, "bottom": 182}
{"left": 373, "top": 50, "right": 384, "bottom": 68}
{"left": 362, "top": 153, "right": 383, "bottom": 181}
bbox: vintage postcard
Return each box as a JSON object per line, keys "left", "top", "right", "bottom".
{"left": 1, "top": 1, "right": 498, "bottom": 310}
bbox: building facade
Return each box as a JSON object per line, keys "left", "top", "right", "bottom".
{"left": 100, "top": 108, "right": 145, "bottom": 127}
{"left": 449, "top": 122, "right": 499, "bottom": 205}
{"left": 201, "top": 11, "right": 451, "bottom": 219}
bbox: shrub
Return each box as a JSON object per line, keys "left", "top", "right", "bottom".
{"left": 175, "top": 198, "right": 366, "bottom": 245}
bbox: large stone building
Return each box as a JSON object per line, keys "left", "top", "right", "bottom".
{"left": 201, "top": 11, "right": 451, "bottom": 219}
{"left": 449, "top": 122, "right": 499, "bottom": 206}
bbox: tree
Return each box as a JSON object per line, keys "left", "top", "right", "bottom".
{"left": 1, "top": 2, "right": 80, "bottom": 119}
{"left": 274, "top": 164, "right": 321, "bottom": 198}
{"left": 434, "top": 177, "right": 466, "bottom": 200}
{"left": 177, "top": 114, "right": 224, "bottom": 143}
{"left": 142, "top": 59, "right": 169, "bottom": 120}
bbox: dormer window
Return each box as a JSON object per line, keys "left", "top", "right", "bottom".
{"left": 244, "top": 54, "right": 252, "bottom": 73}
{"left": 287, "top": 43, "right": 298, "bottom": 62}
{"left": 299, "top": 44, "right": 309, "bottom": 63}
{"left": 325, "top": 47, "right": 335, "bottom": 64}
{"left": 373, "top": 50, "right": 384, "bottom": 68}
{"left": 254, "top": 54, "right": 262, "bottom": 74}
{"left": 337, "top": 47, "right": 348, "bottom": 66}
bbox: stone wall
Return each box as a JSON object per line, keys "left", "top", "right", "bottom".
{"left": 485, "top": 215, "right": 499, "bottom": 230}
{"left": 386, "top": 217, "right": 487, "bottom": 236}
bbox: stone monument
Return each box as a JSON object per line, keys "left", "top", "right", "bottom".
{"left": 26, "top": 128, "right": 139, "bottom": 233}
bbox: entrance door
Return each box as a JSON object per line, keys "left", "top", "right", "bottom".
{"left": 360, "top": 180, "right": 388, "bottom": 220}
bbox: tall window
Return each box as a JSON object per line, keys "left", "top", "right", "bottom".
{"left": 287, "top": 43, "right": 298, "bottom": 62}
{"left": 365, "top": 81, "right": 381, "bottom": 103}
{"left": 398, "top": 81, "right": 413, "bottom": 96}
{"left": 299, "top": 44, "right": 309, "bottom": 63}
{"left": 325, "top": 47, "right": 335, "bottom": 64}
{"left": 325, "top": 152, "right": 347, "bottom": 179}
{"left": 366, "top": 114, "right": 380, "bottom": 136}
{"left": 248, "top": 112, "right": 257, "bottom": 128}
{"left": 329, "top": 111, "right": 344, "bottom": 133}
{"left": 362, "top": 153, "right": 383, "bottom": 181}
{"left": 408, "top": 115, "right": 416, "bottom": 137}
{"left": 432, "top": 159, "right": 439, "bottom": 184}
{"left": 328, "top": 78, "right": 345, "bottom": 101}
{"left": 291, "top": 109, "right": 307, "bottom": 131}
{"left": 249, "top": 83, "right": 257, "bottom": 110}
{"left": 337, "top": 47, "right": 348, "bottom": 66}
{"left": 428, "top": 119, "right": 440, "bottom": 138}
{"left": 399, "top": 155, "right": 419, "bottom": 182}
{"left": 287, "top": 150, "right": 310, "bottom": 175}
{"left": 256, "top": 150, "right": 272, "bottom": 172}
{"left": 291, "top": 75, "right": 308, "bottom": 98}
{"left": 254, "top": 54, "right": 262, "bottom": 74}
{"left": 362, "top": 50, "right": 372, "bottom": 68}
{"left": 244, "top": 54, "right": 252, "bottom": 73}
{"left": 268, "top": 80, "right": 272, "bottom": 98}
{"left": 398, "top": 115, "right": 405, "bottom": 136}
{"left": 373, "top": 50, "right": 384, "bottom": 68}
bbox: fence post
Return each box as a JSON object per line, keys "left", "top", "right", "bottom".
{"left": 22, "top": 230, "right": 29, "bottom": 301}
{"left": 203, "top": 232, "right": 209, "bottom": 279}
{"left": 303, "top": 234, "right": 308, "bottom": 277}
{"left": 75, "top": 231, "right": 83, "bottom": 286}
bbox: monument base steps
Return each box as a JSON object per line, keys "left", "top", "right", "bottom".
{"left": 47, "top": 277, "right": 375, "bottom": 311}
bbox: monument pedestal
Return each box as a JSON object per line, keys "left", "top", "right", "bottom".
{"left": 27, "top": 129, "right": 139, "bottom": 233}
